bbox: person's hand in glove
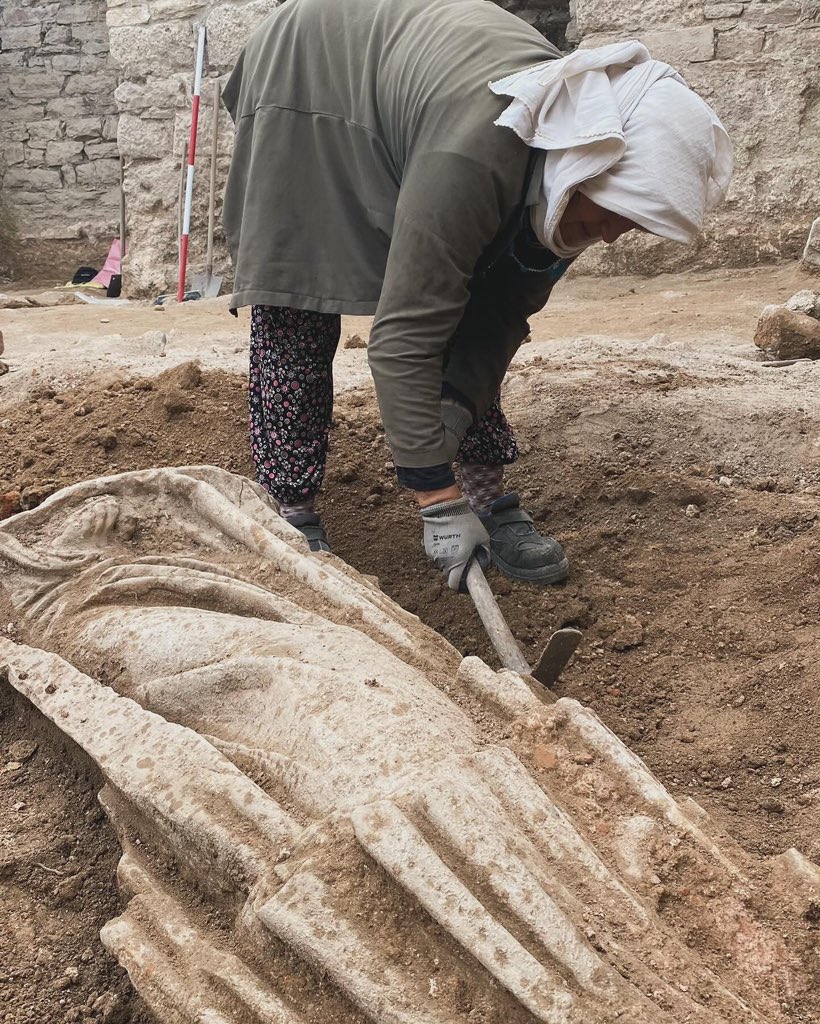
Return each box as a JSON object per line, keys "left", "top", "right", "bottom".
{"left": 421, "top": 496, "right": 490, "bottom": 592}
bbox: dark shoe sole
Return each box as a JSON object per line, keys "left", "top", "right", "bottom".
{"left": 295, "top": 527, "right": 331, "bottom": 553}
{"left": 490, "top": 550, "right": 570, "bottom": 586}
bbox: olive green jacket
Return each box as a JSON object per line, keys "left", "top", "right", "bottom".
{"left": 223, "top": 0, "right": 561, "bottom": 475}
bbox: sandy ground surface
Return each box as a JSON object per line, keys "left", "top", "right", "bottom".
{"left": 2, "top": 261, "right": 820, "bottom": 1022}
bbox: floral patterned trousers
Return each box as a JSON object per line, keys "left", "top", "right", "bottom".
{"left": 249, "top": 305, "right": 519, "bottom": 504}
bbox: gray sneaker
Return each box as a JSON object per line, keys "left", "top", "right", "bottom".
{"left": 286, "top": 512, "right": 331, "bottom": 553}
{"left": 478, "top": 493, "right": 569, "bottom": 585}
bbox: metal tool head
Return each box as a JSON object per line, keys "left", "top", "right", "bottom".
{"left": 531, "top": 628, "right": 583, "bottom": 688}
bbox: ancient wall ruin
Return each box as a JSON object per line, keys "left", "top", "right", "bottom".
{"left": 1, "top": 0, "right": 818, "bottom": 291}
{"left": 497, "top": 0, "right": 576, "bottom": 50}
{"left": 574, "top": 0, "right": 820, "bottom": 275}
{"left": 0, "top": 0, "right": 120, "bottom": 250}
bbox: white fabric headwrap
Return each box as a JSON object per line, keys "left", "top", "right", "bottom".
{"left": 489, "top": 41, "right": 734, "bottom": 257}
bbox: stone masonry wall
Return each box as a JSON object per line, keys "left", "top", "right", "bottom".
{"left": 495, "top": 0, "right": 575, "bottom": 51}
{"left": 572, "top": 0, "right": 820, "bottom": 275}
{"left": 0, "top": 0, "right": 120, "bottom": 245}
{"left": 17, "top": 0, "right": 815, "bottom": 293}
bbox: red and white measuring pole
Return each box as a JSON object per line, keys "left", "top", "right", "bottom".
{"left": 177, "top": 25, "right": 207, "bottom": 302}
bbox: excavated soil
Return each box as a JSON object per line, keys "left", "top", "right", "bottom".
{"left": 1, "top": 263, "right": 820, "bottom": 1021}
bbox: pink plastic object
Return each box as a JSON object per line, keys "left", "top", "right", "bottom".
{"left": 91, "top": 238, "right": 122, "bottom": 289}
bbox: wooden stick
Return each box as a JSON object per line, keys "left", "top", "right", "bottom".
{"left": 118, "top": 154, "right": 126, "bottom": 259}
{"left": 205, "top": 79, "right": 220, "bottom": 282}
{"left": 465, "top": 562, "right": 530, "bottom": 675}
{"left": 761, "top": 358, "right": 815, "bottom": 368}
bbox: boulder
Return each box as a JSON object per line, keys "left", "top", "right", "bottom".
{"left": 754, "top": 303, "right": 820, "bottom": 359}
{"left": 784, "top": 289, "right": 820, "bottom": 319}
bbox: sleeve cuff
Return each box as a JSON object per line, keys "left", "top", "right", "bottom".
{"left": 395, "top": 463, "right": 456, "bottom": 491}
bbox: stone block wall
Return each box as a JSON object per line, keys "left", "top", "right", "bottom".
{"left": 573, "top": 0, "right": 820, "bottom": 274}
{"left": 495, "top": 0, "right": 576, "bottom": 51}
{"left": 0, "top": 0, "right": 120, "bottom": 247}
{"left": 4, "top": 0, "right": 815, "bottom": 291}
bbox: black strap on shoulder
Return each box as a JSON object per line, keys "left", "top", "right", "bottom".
{"left": 473, "top": 147, "right": 540, "bottom": 281}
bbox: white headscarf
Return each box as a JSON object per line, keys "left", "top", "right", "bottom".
{"left": 489, "top": 41, "right": 734, "bottom": 257}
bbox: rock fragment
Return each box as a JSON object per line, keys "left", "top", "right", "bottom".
{"left": 96, "top": 429, "right": 118, "bottom": 451}
{"left": 8, "top": 739, "right": 37, "bottom": 762}
{"left": 784, "top": 289, "right": 820, "bottom": 319}
{"left": 162, "top": 389, "right": 195, "bottom": 415}
{"left": 754, "top": 303, "right": 820, "bottom": 359}
{"left": 0, "top": 294, "right": 33, "bottom": 310}
{"left": 606, "top": 614, "right": 644, "bottom": 651}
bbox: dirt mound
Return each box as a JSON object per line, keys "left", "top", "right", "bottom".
{"left": 0, "top": 361, "right": 253, "bottom": 515}
{"left": 1, "top": 351, "right": 820, "bottom": 1021}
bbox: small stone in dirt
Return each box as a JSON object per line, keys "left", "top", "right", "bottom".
{"left": 533, "top": 744, "right": 557, "bottom": 770}
{"left": 606, "top": 615, "right": 644, "bottom": 651}
{"left": 162, "top": 388, "right": 195, "bottom": 415}
{"left": 13, "top": 800, "right": 26, "bottom": 811}
{"left": 732, "top": 694, "right": 746, "bottom": 707}
{"left": 685, "top": 504, "right": 700, "bottom": 518}
{"left": 20, "top": 483, "right": 56, "bottom": 510}
{"left": 721, "top": 777, "right": 732, "bottom": 789}
{"left": 8, "top": 739, "right": 37, "bottom": 762}
{"left": 760, "top": 798, "right": 785, "bottom": 814}
{"left": 746, "top": 752, "right": 768, "bottom": 768}
{"left": 770, "top": 776, "right": 783, "bottom": 788}
{"left": 96, "top": 429, "right": 118, "bottom": 451}
{"left": 4, "top": 760, "right": 22, "bottom": 771}
{"left": 0, "top": 491, "right": 22, "bottom": 518}
{"left": 0, "top": 293, "right": 32, "bottom": 309}
{"left": 52, "top": 870, "right": 86, "bottom": 905}
{"left": 344, "top": 333, "right": 367, "bottom": 349}
{"left": 784, "top": 289, "right": 820, "bottom": 319}
{"left": 73, "top": 402, "right": 93, "bottom": 417}
{"left": 91, "top": 992, "right": 123, "bottom": 1022}
{"left": 718, "top": 476, "right": 733, "bottom": 487}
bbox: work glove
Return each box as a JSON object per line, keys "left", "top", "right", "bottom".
{"left": 421, "top": 497, "right": 490, "bottom": 592}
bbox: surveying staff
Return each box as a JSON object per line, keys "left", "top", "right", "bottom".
{"left": 222, "top": 0, "right": 732, "bottom": 591}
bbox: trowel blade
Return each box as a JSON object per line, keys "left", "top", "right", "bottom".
{"left": 191, "top": 272, "right": 223, "bottom": 298}
{"left": 531, "top": 628, "right": 582, "bottom": 687}
{"left": 203, "top": 274, "right": 222, "bottom": 298}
